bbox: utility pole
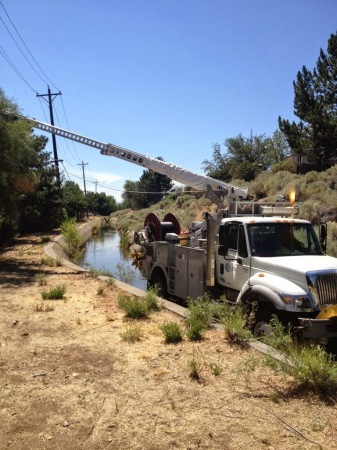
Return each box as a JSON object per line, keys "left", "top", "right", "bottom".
{"left": 94, "top": 180, "right": 99, "bottom": 193}
{"left": 36, "top": 87, "right": 62, "bottom": 185}
{"left": 78, "top": 161, "right": 88, "bottom": 195}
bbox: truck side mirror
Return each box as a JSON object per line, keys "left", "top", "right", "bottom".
{"left": 218, "top": 245, "right": 228, "bottom": 257}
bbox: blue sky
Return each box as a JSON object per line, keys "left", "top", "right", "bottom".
{"left": 1, "top": 0, "right": 336, "bottom": 201}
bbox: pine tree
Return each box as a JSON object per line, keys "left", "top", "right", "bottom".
{"left": 279, "top": 32, "right": 337, "bottom": 171}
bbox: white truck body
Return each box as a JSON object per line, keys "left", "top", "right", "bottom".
{"left": 139, "top": 212, "right": 337, "bottom": 340}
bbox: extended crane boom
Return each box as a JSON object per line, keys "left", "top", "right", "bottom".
{"left": 14, "top": 114, "right": 249, "bottom": 205}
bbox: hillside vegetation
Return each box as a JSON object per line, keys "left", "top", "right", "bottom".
{"left": 111, "top": 167, "right": 337, "bottom": 257}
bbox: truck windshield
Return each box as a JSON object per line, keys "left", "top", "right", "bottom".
{"left": 248, "top": 223, "right": 323, "bottom": 257}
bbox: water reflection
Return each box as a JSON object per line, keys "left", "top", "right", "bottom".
{"left": 80, "top": 229, "right": 147, "bottom": 290}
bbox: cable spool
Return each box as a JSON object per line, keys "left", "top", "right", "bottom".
{"left": 144, "top": 212, "right": 181, "bottom": 241}
{"left": 163, "top": 213, "right": 181, "bottom": 236}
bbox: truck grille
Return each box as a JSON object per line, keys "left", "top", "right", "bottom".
{"left": 316, "top": 274, "right": 337, "bottom": 306}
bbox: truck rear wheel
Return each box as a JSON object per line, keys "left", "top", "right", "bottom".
{"left": 150, "top": 272, "right": 168, "bottom": 299}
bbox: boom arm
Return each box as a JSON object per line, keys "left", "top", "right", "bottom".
{"left": 20, "top": 115, "right": 249, "bottom": 202}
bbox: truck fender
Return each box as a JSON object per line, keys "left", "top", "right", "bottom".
{"left": 238, "top": 284, "right": 286, "bottom": 311}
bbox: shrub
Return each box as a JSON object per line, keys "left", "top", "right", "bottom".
{"left": 60, "top": 218, "right": 82, "bottom": 260}
{"left": 266, "top": 344, "right": 337, "bottom": 395}
{"left": 220, "top": 303, "right": 252, "bottom": 346}
{"left": 41, "top": 284, "right": 66, "bottom": 300}
{"left": 144, "top": 288, "right": 161, "bottom": 311}
{"left": 185, "top": 295, "right": 220, "bottom": 341}
{"left": 160, "top": 321, "right": 183, "bottom": 344}
{"left": 117, "top": 294, "right": 150, "bottom": 319}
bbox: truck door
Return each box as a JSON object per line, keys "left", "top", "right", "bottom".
{"left": 218, "top": 222, "right": 250, "bottom": 291}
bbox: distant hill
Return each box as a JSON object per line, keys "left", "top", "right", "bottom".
{"left": 111, "top": 167, "right": 337, "bottom": 257}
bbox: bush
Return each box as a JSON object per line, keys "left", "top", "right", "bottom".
{"left": 185, "top": 295, "right": 220, "bottom": 341}
{"left": 60, "top": 218, "right": 82, "bottom": 260}
{"left": 266, "top": 344, "right": 337, "bottom": 395}
{"left": 160, "top": 321, "right": 183, "bottom": 344}
{"left": 220, "top": 303, "right": 252, "bottom": 346}
{"left": 117, "top": 294, "right": 150, "bottom": 319}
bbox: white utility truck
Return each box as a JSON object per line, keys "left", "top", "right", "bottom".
{"left": 11, "top": 114, "right": 337, "bottom": 342}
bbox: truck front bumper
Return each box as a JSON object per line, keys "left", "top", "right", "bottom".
{"left": 296, "top": 317, "right": 337, "bottom": 339}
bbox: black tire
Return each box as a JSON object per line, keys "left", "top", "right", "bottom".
{"left": 150, "top": 272, "right": 168, "bottom": 299}
{"left": 252, "top": 309, "right": 274, "bottom": 338}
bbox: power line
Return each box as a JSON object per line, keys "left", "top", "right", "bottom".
{"left": 60, "top": 96, "right": 81, "bottom": 162}
{"left": 0, "top": 44, "right": 37, "bottom": 93}
{"left": 53, "top": 105, "right": 81, "bottom": 165}
{"left": 0, "top": 14, "right": 46, "bottom": 87}
{"left": 0, "top": 0, "right": 60, "bottom": 91}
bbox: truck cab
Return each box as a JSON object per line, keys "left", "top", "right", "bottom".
{"left": 218, "top": 216, "right": 337, "bottom": 339}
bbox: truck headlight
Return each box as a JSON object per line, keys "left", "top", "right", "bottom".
{"left": 279, "top": 294, "right": 312, "bottom": 310}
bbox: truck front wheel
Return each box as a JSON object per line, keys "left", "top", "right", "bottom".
{"left": 253, "top": 309, "right": 273, "bottom": 337}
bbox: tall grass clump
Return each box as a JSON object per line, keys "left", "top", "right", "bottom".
{"left": 41, "top": 284, "right": 66, "bottom": 300}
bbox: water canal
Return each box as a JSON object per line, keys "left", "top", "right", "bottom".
{"left": 80, "top": 229, "right": 147, "bottom": 290}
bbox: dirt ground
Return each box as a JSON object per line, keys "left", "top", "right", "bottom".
{"left": 1, "top": 234, "right": 337, "bottom": 450}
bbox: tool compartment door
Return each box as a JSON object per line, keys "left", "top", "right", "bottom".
{"left": 174, "top": 247, "right": 205, "bottom": 300}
